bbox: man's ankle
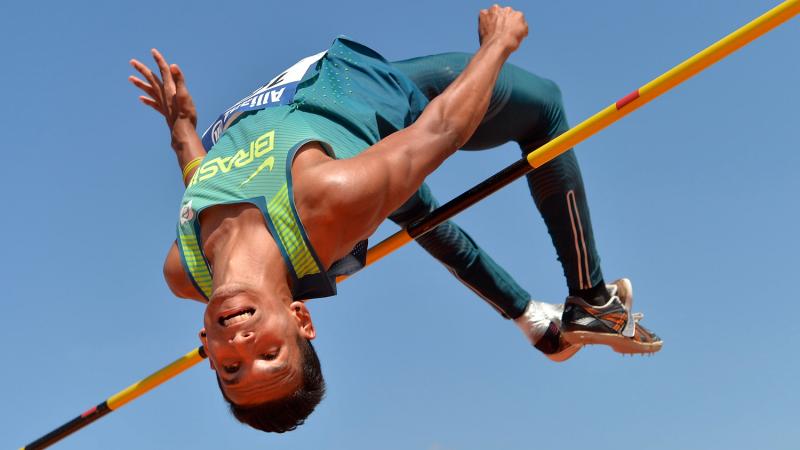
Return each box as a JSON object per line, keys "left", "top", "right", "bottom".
{"left": 570, "top": 281, "right": 610, "bottom": 307}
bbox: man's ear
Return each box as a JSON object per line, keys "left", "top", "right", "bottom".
{"left": 289, "top": 301, "right": 316, "bottom": 340}
{"left": 198, "top": 328, "right": 215, "bottom": 369}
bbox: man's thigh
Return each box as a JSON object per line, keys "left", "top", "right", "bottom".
{"left": 393, "top": 53, "right": 567, "bottom": 150}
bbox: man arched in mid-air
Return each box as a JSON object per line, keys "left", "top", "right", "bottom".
{"left": 129, "top": 5, "right": 661, "bottom": 434}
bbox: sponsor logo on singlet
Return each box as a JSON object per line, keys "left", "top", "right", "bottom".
{"left": 200, "top": 51, "right": 326, "bottom": 150}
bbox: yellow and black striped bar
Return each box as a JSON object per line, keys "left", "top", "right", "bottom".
{"left": 20, "top": 402, "right": 113, "bottom": 450}
{"left": 22, "top": 1, "right": 800, "bottom": 447}
{"left": 21, "top": 347, "right": 207, "bottom": 450}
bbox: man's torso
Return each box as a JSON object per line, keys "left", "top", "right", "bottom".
{"left": 177, "top": 37, "right": 428, "bottom": 301}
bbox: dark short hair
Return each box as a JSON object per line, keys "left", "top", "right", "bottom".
{"left": 216, "top": 337, "right": 325, "bottom": 433}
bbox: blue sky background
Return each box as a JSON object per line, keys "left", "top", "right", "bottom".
{"left": 2, "top": 1, "right": 799, "bottom": 449}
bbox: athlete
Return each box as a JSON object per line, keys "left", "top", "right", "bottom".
{"left": 129, "top": 5, "right": 661, "bottom": 433}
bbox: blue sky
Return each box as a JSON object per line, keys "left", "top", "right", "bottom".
{"left": 2, "top": 1, "right": 798, "bottom": 449}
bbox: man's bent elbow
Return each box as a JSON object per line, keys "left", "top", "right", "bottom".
{"left": 164, "top": 260, "right": 189, "bottom": 299}
{"left": 163, "top": 245, "right": 201, "bottom": 300}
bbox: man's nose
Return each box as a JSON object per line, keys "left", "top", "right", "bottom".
{"left": 230, "top": 331, "right": 254, "bottom": 344}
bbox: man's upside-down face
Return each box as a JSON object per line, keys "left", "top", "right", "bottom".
{"left": 199, "top": 290, "right": 316, "bottom": 405}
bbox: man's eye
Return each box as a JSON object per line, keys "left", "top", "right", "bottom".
{"left": 223, "top": 363, "right": 239, "bottom": 374}
{"left": 262, "top": 353, "right": 278, "bottom": 361}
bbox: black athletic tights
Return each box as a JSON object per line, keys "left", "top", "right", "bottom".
{"left": 388, "top": 53, "right": 604, "bottom": 319}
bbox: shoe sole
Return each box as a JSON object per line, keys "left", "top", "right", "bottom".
{"left": 562, "top": 330, "right": 663, "bottom": 355}
{"left": 546, "top": 343, "right": 583, "bottom": 362}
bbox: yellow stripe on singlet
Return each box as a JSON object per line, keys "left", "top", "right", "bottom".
{"left": 179, "top": 234, "right": 213, "bottom": 297}
{"left": 267, "top": 184, "right": 320, "bottom": 278}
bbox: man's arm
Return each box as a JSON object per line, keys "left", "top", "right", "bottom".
{"left": 163, "top": 242, "right": 205, "bottom": 302}
{"left": 130, "top": 50, "right": 206, "bottom": 301}
{"left": 129, "top": 49, "right": 206, "bottom": 184}
{"left": 295, "top": 6, "right": 528, "bottom": 266}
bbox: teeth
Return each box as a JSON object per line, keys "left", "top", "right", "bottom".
{"left": 223, "top": 311, "right": 253, "bottom": 326}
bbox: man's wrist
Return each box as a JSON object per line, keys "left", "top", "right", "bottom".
{"left": 170, "top": 120, "right": 200, "bottom": 153}
{"left": 479, "top": 36, "right": 515, "bottom": 57}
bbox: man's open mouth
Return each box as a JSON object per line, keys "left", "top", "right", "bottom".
{"left": 218, "top": 308, "right": 256, "bottom": 326}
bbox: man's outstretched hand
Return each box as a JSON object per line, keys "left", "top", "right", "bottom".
{"left": 129, "top": 49, "right": 198, "bottom": 151}
{"left": 478, "top": 5, "right": 528, "bottom": 54}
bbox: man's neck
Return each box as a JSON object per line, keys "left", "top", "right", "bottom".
{"left": 200, "top": 203, "right": 292, "bottom": 302}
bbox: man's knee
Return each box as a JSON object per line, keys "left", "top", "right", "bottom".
{"left": 540, "top": 78, "right": 569, "bottom": 137}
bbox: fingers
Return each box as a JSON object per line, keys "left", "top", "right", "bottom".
{"left": 477, "top": 4, "right": 528, "bottom": 50}
{"left": 170, "top": 63, "right": 198, "bottom": 127}
{"left": 139, "top": 95, "right": 164, "bottom": 114}
{"left": 129, "top": 59, "right": 166, "bottom": 116}
{"left": 171, "top": 64, "right": 191, "bottom": 105}
{"left": 139, "top": 95, "right": 158, "bottom": 107}
{"left": 483, "top": 4, "right": 508, "bottom": 14}
{"left": 130, "top": 58, "right": 164, "bottom": 100}
{"left": 130, "top": 58, "right": 162, "bottom": 89}
{"left": 170, "top": 63, "right": 186, "bottom": 89}
{"left": 130, "top": 49, "right": 178, "bottom": 119}
{"left": 481, "top": 4, "right": 516, "bottom": 16}
{"left": 151, "top": 48, "right": 170, "bottom": 79}
{"left": 151, "top": 48, "right": 176, "bottom": 98}
{"left": 128, "top": 74, "right": 159, "bottom": 99}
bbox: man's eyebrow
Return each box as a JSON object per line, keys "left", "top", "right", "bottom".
{"left": 266, "top": 361, "right": 289, "bottom": 374}
{"left": 221, "top": 360, "right": 289, "bottom": 386}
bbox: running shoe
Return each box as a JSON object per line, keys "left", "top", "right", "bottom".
{"left": 514, "top": 300, "right": 583, "bottom": 362}
{"left": 625, "top": 312, "right": 662, "bottom": 355}
{"left": 561, "top": 279, "right": 663, "bottom": 354}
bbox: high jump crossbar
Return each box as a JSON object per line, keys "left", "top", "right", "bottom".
{"left": 22, "top": 1, "right": 800, "bottom": 448}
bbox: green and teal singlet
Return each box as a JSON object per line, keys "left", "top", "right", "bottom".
{"left": 177, "top": 37, "right": 429, "bottom": 301}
